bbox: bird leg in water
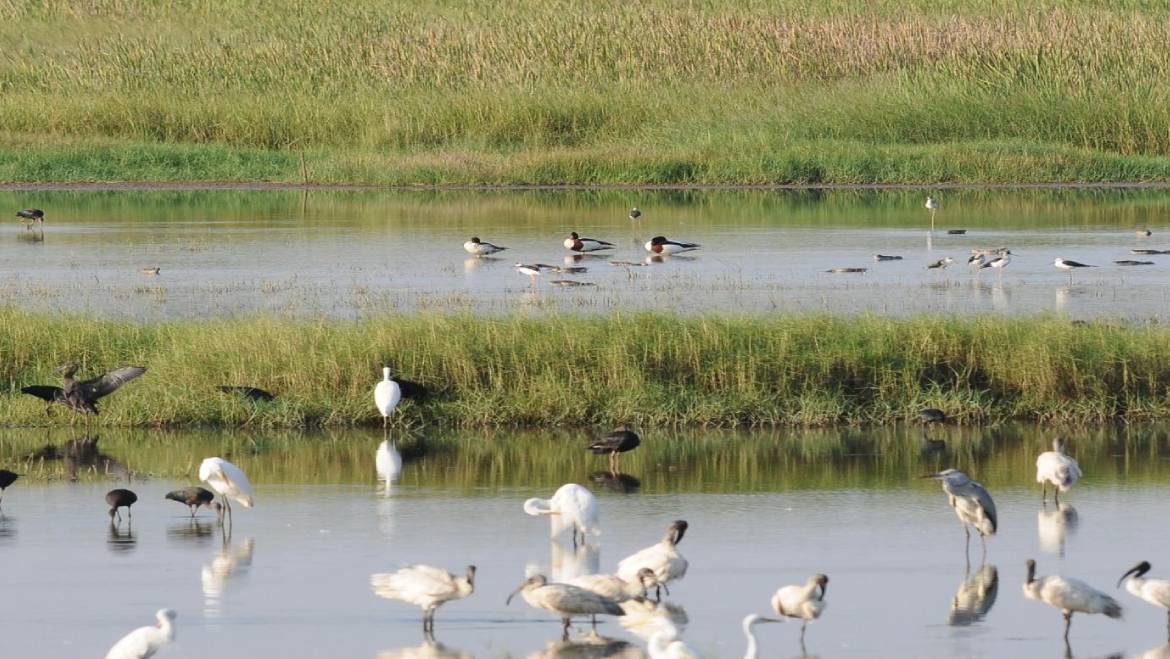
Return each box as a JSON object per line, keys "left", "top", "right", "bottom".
{"left": 1041, "top": 481, "right": 1047, "bottom": 503}
{"left": 1063, "top": 611, "right": 1073, "bottom": 641}
{"left": 1054, "top": 487, "right": 1061, "bottom": 505}
{"left": 561, "top": 617, "right": 571, "bottom": 641}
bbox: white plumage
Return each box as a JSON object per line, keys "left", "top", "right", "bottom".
{"left": 463, "top": 236, "right": 507, "bottom": 256}
{"left": 616, "top": 520, "right": 689, "bottom": 599}
{"left": 104, "top": 609, "right": 176, "bottom": 659}
{"left": 1119, "top": 561, "right": 1170, "bottom": 628}
{"left": 507, "top": 574, "right": 625, "bottom": 640}
{"left": 523, "top": 483, "right": 600, "bottom": 545}
{"left": 375, "top": 367, "right": 402, "bottom": 428}
{"left": 647, "top": 631, "right": 699, "bottom": 659}
{"left": 1036, "top": 438, "right": 1081, "bottom": 503}
{"left": 772, "top": 574, "right": 828, "bottom": 642}
{"left": 619, "top": 597, "right": 689, "bottom": 641}
{"left": 376, "top": 440, "right": 403, "bottom": 487}
{"left": 199, "top": 456, "right": 254, "bottom": 525}
{"left": 1023, "top": 558, "right": 1122, "bottom": 640}
{"left": 1037, "top": 502, "right": 1078, "bottom": 556}
{"left": 371, "top": 564, "right": 476, "bottom": 632}
{"left": 741, "top": 614, "right": 783, "bottom": 659}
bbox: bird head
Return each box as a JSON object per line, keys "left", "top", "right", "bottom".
{"left": 506, "top": 574, "right": 547, "bottom": 605}
{"left": 470, "top": 237, "right": 481, "bottom": 243}
{"left": 155, "top": 609, "right": 178, "bottom": 626}
{"left": 650, "top": 236, "right": 667, "bottom": 245}
{"left": 668, "top": 519, "right": 688, "bottom": 545}
{"left": 56, "top": 362, "right": 80, "bottom": 377}
{"left": 814, "top": 573, "right": 829, "bottom": 597}
{"left": 465, "top": 565, "right": 477, "bottom": 587}
{"left": 569, "top": 232, "right": 580, "bottom": 239}
{"left": 1118, "top": 560, "right": 1151, "bottom": 588}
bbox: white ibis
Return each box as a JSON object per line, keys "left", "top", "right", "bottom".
{"left": 1036, "top": 439, "right": 1081, "bottom": 503}
{"left": 103, "top": 608, "right": 176, "bottom": 659}
{"left": 371, "top": 565, "right": 476, "bottom": 633}
{"left": 1023, "top": 558, "right": 1121, "bottom": 640}
{"left": 566, "top": 568, "right": 659, "bottom": 602}
{"left": 616, "top": 520, "right": 688, "bottom": 600}
{"left": 1119, "top": 561, "right": 1170, "bottom": 637}
{"left": 771, "top": 574, "right": 828, "bottom": 643}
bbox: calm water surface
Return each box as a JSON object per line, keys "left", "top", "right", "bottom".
{"left": 2, "top": 188, "right": 1170, "bottom": 319}
{"left": 2, "top": 426, "right": 1170, "bottom": 658}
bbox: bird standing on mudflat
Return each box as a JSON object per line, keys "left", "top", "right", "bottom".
{"left": 21, "top": 363, "right": 146, "bottom": 423}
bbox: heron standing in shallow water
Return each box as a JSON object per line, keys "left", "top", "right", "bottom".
{"left": 374, "top": 367, "right": 402, "bottom": 429}
{"left": 926, "top": 469, "right": 997, "bottom": 559}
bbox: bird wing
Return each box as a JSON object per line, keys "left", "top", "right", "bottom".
{"left": 617, "top": 545, "right": 663, "bottom": 581}
{"left": 1042, "top": 576, "right": 1120, "bottom": 616}
{"left": 20, "top": 385, "right": 63, "bottom": 402}
{"left": 1141, "top": 580, "right": 1170, "bottom": 608}
{"left": 542, "top": 584, "right": 624, "bottom": 615}
{"left": 84, "top": 366, "right": 147, "bottom": 399}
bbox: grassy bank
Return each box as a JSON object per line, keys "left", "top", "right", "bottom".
{"left": 6, "top": 1, "right": 1170, "bottom": 184}
{"left": 1, "top": 309, "right": 1168, "bottom": 428}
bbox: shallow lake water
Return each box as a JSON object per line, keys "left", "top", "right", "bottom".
{"left": 2, "top": 425, "right": 1170, "bottom": 658}
{"left": 2, "top": 188, "right": 1170, "bottom": 319}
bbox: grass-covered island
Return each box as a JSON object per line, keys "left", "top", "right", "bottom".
{"left": 5, "top": 1, "right": 1170, "bottom": 185}
{"left": 1, "top": 309, "right": 1168, "bottom": 428}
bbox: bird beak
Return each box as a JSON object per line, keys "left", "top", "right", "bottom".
{"left": 506, "top": 583, "right": 525, "bottom": 606}
{"left": 759, "top": 617, "right": 783, "bottom": 623}
{"left": 1118, "top": 565, "right": 1142, "bottom": 589}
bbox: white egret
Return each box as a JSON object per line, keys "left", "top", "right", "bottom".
{"left": 644, "top": 236, "right": 700, "bottom": 255}
{"left": 925, "top": 196, "right": 939, "bottom": 231}
{"left": 199, "top": 456, "right": 254, "bottom": 526}
{"left": 619, "top": 597, "right": 689, "bottom": 641}
{"left": 771, "top": 574, "right": 828, "bottom": 643}
{"left": 567, "top": 568, "right": 660, "bottom": 602}
{"left": 375, "top": 366, "right": 402, "bottom": 428}
{"left": 926, "top": 469, "right": 997, "bottom": 557}
{"left": 948, "top": 565, "right": 999, "bottom": 626}
{"left": 564, "top": 232, "right": 615, "bottom": 252}
{"left": 616, "top": 520, "right": 689, "bottom": 600}
{"left": 523, "top": 483, "right": 600, "bottom": 547}
{"left": 507, "top": 574, "right": 625, "bottom": 640}
{"left": 376, "top": 440, "right": 403, "bottom": 491}
{"left": 371, "top": 564, "right": 476, "bottom": 632}
{"left": 1119, "top": 561, "right": 1170, "bottom": 636}
{"left": 103, "top": 609, "right": 176, "bottom": 659}
{"left": 463, "top": 236, "right": 507, "bottom": 256}
{"left": 1036, "top": 439, "right": 1081, "bottom": 503}
{"left": 1023, "top": 558, "right": 1122, "bottom": 640}
{"left": 741, "top": 613, "right": 783, "bottom": 659}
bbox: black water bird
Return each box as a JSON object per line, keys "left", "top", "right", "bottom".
{"left": 920, "top": 408, "right": 947, "bottom": 424}
{"left": 166, "top": 487, "right": 217, "bottom": 517}
{"left": 21, "top": 363, "right": 146, "bottom": 421}
{"left": 217, "top": 386, "right": 276, "bottom": 402}
{"left": 0, "top": 469, "right": 18, "bottom": 507}
{"left": 588, "top": 426, "right": 641, "bottom": 470}
{"left": 16, "top": 208, "right": 44, "bottom": 230}
{"left": 106, "top": 488, "right": 138, "bottom": 523}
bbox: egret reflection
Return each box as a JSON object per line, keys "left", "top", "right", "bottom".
{"left": 202, "top": 536, "right": 255, "bottom": 617}
{"left": 948, "top": 564, "right": 998, "bottom": 626}
{"left": 1038, "top": 503, "right": 1079, "bottom": 557}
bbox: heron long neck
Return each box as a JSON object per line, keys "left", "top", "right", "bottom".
{"left": 742, "top": 622, "right": 759, "bottom": 659}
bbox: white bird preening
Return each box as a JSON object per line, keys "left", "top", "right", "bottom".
{"left": 616, "top": 520, "right": 689, "bottom": 600}
{"left": 523, "top": 483, "right": 600, "bottom": 547}
{"left": 371, "top": 564, "right": 476, "bottom": 633}
{"left": 1023, "top": 558, "right": 1122, "bottom": 641}
{"left": 1119, "top": 561, "right": 1170, "bottom": 637}
{"left": 566, "top": 568, "right": 660, "bottom": 603}
{"left": 925, "top": 195, "right": 940, "bottom": 232}
{"left": 926, "top": 469, "right": 997, "bottom": 559}
{"left": 1054, "top": 257, "right": 1096, "bottom": 283}
{"left": 1036, "top": 438, "right": 1081, "bottom": 503}
{"left": 741, "top": 613, "right": 783, "bottom": 659}
{"left": 507, "top": 574, "right": 625, "bottom": 641}
{"left": 771, "top": 574, "right": 827, "bottom": 644}
{"left": 375, "top": 367, "right": 402, "bottom": 429}
{"left": 198, "top": 457, "right": 254, "bottom": 526}
{"left": 463, "top": 236, "right": 507, "bottom": 256}
{"left": 376, "top": 440, "right": 403, "bottom": 492}
{"left": 103, "top": 608, "right": 177, "bottom": 659}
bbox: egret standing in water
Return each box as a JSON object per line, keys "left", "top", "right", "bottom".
{"left": 523, "top": 483, "right": 599, "bottom": 547}
{"left": 1023, "top": 558, "right": 1121, "bottom": 641}
{"left": 1118, "top": 561, "right": 1170, "bottom": 636}
{"left": 371, "top": 564, "right": 476, "bottom": 633}
{"left": 374, "top": 367, "right": 402, "bottom": 429}
{"left": 617, "top": 520, "right": 689, "bottom": 600}
{"left": 199, "top": 457, "right": 254, "bottom": 526}
{"left": 771, "top": 574, "right": 828, "bottom": 645}
{"left": 103, "top": 608, "right": 176, "bottom": 659}
{"left": 926, "top": 469, "right": 997, "bottom": 558}
{"left": 506, "top": 574, "right": 625, "bottom": 640}
{"left": 925, "top": 196, "right": 940, "bottom": 232}
{"left": 1036, "top": 439, "right": 1081, "bottom": 503}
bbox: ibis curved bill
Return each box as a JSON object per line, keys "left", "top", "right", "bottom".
{"left": 616, "top": 520, "right": 689, "bottom": 600}
{"left": 1119, "top": 561, "right": 1170, "bottom": 635}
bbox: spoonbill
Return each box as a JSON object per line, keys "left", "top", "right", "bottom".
{"left": 587, "top": 426, "right": 641, "bottom": 471}
{"left": 106, "top": 489, "right": 138, "bottom": 523}
{"left": 375, "top": 367, "right": 402, "bottom": 428}
{"left": 103, "top": 608, "right": 176, "bottom": 659}
{"left": 616, "top": 520, "right": 689, "bottom": 600}
{"left": 164, "top": 487, "right": 216, "bottom": 518}
{"left": 376, "top": 440, "right": 403, "bottom": 488}
{"left": 925, "top": 196, "right": 939, "bottom": 231}
{"left": 464, "top": 236, "right": 507, "bottom": 256}
{"left": 0, "top": 469, "right": 17, "bottom": 508}
{"left": 507, "top": 574, "right": 624, "bottom": 641}
{"left": 771, "top": 574, "right": 827, "bottom": 643}
{"left": 21, "top": 363, "right": 146, "bottom": 422}
{"left": 567, "top": 568, "right": 660, "bottom": 602}
{"left": 741, "top": 613, "right": 783, "bottom": 659}
{"left": 371, "top": 564, "right": 476, "bottom": 633}
{"left": 1023, "top": 558, "right": 1121, "bottom": 640}
{"left": 564, "top": 232, "right": 614, "bottom": 252}
{"left": 644, "top": 236, "right": 700, "bottom": 255}
{"left": 1118, "top": 561, "right": 1170, "bottom": 635}
{"left": 199, "top": 457, "right": 254, "bottom": 525}
{"left": 1054, "top": 257, "right": 1095, "bottom": 283}
{"left": 926, "top": 469, "right": 997, "bottom": 557}
{"left": 523, "top": 483, "right": 599, "bottom": 547}
{"left": 1036, "top": 439, "right": 1081, "bottom": 503}
{"left": 16, "top": 208, "right": 44, "bottom": 231}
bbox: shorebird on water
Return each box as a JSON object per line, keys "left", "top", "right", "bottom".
{"left": 927, "top": 257, "right": 954, "bottom": 270}
{"left": 515, "top": 262, "right": 544, "bottom": 288}
{"left": 1054, "top": 258, "right": 1095, "bottom": 283}
{"left": 464, "top": 237, "right": 507, "bottom": 256}
{"left": 629, "top": 207, "right": 642, "bottom": 221}
{"left": 980, "top": 249, "right": 1012, "bottom": 280}
{"left": 564, "top": 232, "right": 614, "bottom": 253}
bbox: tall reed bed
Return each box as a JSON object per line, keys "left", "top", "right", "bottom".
{"left": 1, "top": 308, "right": 1167, "bottom": 428}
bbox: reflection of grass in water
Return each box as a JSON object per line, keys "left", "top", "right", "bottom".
{"left": 2, "top": 308, "right": 1170, "bottom": 428}
{"left": 1, "top": 425, "right": 1167, "bottom": 493}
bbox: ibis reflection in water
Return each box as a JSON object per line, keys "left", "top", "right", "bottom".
{"left": 1023, "top": 558, "right": 1122, "bottom": 641}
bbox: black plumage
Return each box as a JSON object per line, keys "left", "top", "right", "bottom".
{"left": 587, "top": 426, "right": 641, "bottom": 470}
{"left": 0, "top": 469, "right": 18, "bottom": 506}
{"left": 21, "top": 363, "right": 146, "bottom": 417}
{"left": 165, "top": 487, "right": 216, "bottom": 517}
{"left": 106, "top": 488, "right": 138, "bottom": 522}
{"left": 218, "top": 386, "right": 276, "bottom": 402}
{"left": 920, "top": 408, "right": 947, "bottom": 424}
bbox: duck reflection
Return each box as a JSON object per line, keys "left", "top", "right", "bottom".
{"left": 550, "top": 540, "right": 601, "bottom": 583}
{"left": 1038, "top": 502, "right": 1079, "bottom": 557}
{"left": 526, "top": 630, "right": 644, "bottom": 659}
{"left": 590, "top": 471, "right": 641, "bottom": 493}
{"left": 107, "top": 519, "right": 136, "bottom": 553}
{"left": 378, "top": 635, "right": 471, "bottom": 659}
{"left": 464, "top": 256, "right": 504, "bottom": 273}
{"left": 947, "top": 564, "right": 998, "bottom": 626}
{"left": 202, "top": 536, "right": 255, "bottom": 617}
{"left": 618, "top": 598, "right": 688, "bottom": 642}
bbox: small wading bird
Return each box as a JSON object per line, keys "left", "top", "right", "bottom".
{"left": 925, "top": 196, "right": 940, "bottom": 231}
{"left": 1036, "top": 439, "right": 1081, "bottom": 504}
{"left": 0, "top": 469, "right": 17, "bottom": 508}
{"left": 515, "top": 262, "right": 544, "bottom": 287}
{"left": 772, "top": 574, "right": 828, "bottom": 644}
{"left": 826, "top": 267, "right": 866, "bottom": 274}
{"left": 106, "top": 488, "right": 138, "bottom": 524}
{"left": 371, "top": 564, "right": 476, "bottom": 633}
{"left": 617, "top": 520, "right": 689, "bottom": 600}
{"left": 926, "top": 469, "right": 997, "bottom": 558}
{"left": 926, "top": 257, "right": 954, "bottom": 270}
{"left": 980, "top": 249, "right": 1013, "bottom": 279}
{"left": 507, "top": 574, "right": 625, "bottom": 640}
{"left": 629, "top": 207, "right": 642, "bottom": 221}
{"left": 1132, "top": 248, "right": 1170, "bottom": 255}
{"left": 138, "top": 267, "right": 161, "bottom": 276}
{"left": 374, "top": 366, "right": 402, "bottom": 429}
{"left": 1137, "top": 229, "right": 1153, "bottom": 237}
{"left": 103, "top": 608, "right": 176, "bottom": 659}
{"left": 741, "top": 613, "right": 784, "bottom": 659}
{"left": 1116, "top": 260, "right": 1155, "bottom": 266}
{"left": 523, "top": 483, "right": 599, "bottom": 547}
{"left": 217, "top": 386, "right": 275, "bottom": 402}
{"left": 564, "top": 232, "right": 615, "bottom": 253}
{"left": 566, "top": 568, "right": 661, "bottom": 603}
{"left": 21, "top": 363, "right": 147, "bottom": 424}
{"left": 463, "top": 236, "right": 507, "bottom": 256}
{"left": 587, "top": 426, "right": 641, "bottom": 471}
{"left": 1054, "top": 257, "right": 1095, "bottom": 283}
{"left": 645, "top": 236, "right": 700, "bottom": 255}
{"left": 199, "top": 457, "right": 254, "bottom": 526}
{"left": 1023, "top": 558, "right": 1122, "bottom": 641}
{"left": 16, "top": 208, "right": 44, "bottom": 231}
{"left": 164, "top": 487, "right": 216, "bottom": 518}
{"left": 1118, "top": 561, "right": 1170, "bottom": 635}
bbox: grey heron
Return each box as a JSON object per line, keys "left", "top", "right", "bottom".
{"left": 1036, "top": 439, "right": 1081, "bottom": 503}
{"left": 926, "top": 469, "right": 997, "bottom": 558}
{"left": 1023, "top": 558, "right": 1121, "bottom": 641}
{"left": 371, "top": 564, "right": 475, "bottom": 633}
